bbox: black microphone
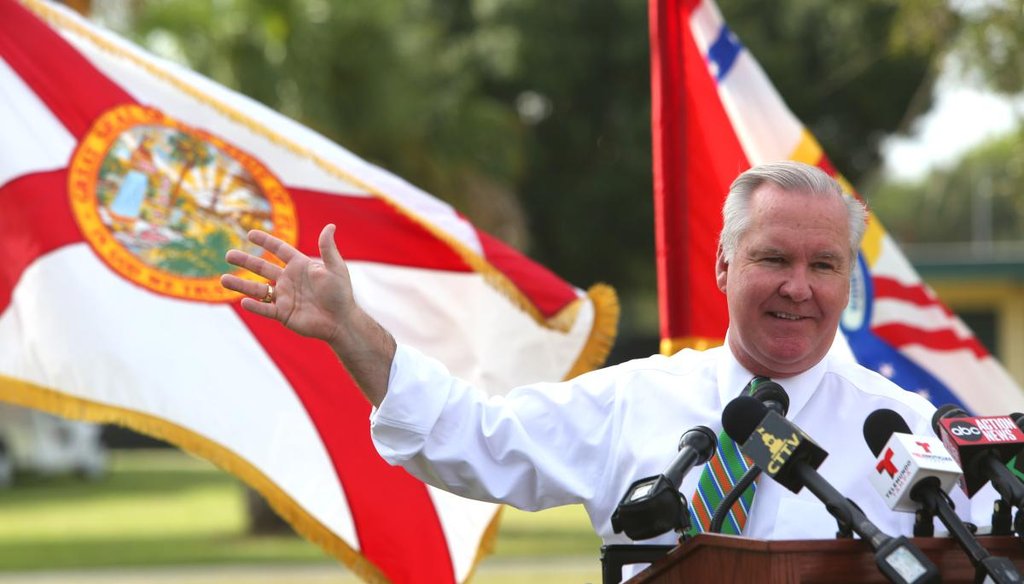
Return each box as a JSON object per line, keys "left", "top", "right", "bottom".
{"left": 1011, "top": 413, "right": 1024, "bottom": 432}
{"left": 864, "top": 409, "right": 962, "bottom": 525}
{"left": 722, "top": 396, "right": 826, "bottom": 493}
{"left": 708, "top": 382, "right": 790, "bottom": 533}
{"left": 751, "top": 380, "right": 790, "bottom": 416}
{"left": 1009, "top": 413, "right": 1024, "bottom": 477}
{"left": 931, "top": 405, "right": 1024, "bottom": 504}
{"left": 611, "top": 425, "right": 717, "bottom": 540}
{"left": 724, "top": 397, "right": 939, "bottom": 584}
{"left": 865, "top": 409, "right": 1023, "bottom": 583}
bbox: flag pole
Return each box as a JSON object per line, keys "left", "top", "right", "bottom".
{"left": 649, "top": 0, "right": 689, "bottom": 356}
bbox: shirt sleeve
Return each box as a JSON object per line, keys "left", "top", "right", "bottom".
{"left": 370, "top": 343, "right": 619, "bottom": 511}
{"left": 370, "top": 343, "right": 454, "bottom": 460}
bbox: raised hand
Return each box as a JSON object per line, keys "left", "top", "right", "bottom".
{"left": 221, "top": 224, "right": 395, "bottom": 405}
{"left": 221, "top": 224, "right": 353, "bottom": 343}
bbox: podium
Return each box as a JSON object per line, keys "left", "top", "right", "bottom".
{"left": 622, "top": 534, "right": 1024, "bottom": 583}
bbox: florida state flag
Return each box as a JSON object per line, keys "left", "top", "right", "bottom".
{"left": 0, "top": 1, "right": 618, "bottom": 582}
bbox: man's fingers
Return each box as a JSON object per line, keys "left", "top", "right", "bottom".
{"left": 220, "top": 274, "right": 274, "bottom": 299}
{"left": 318, "top": 224, "right": 346, "bottom": 271}
{"left": 239, "top": 297, "right": 277, "bottom": 319}
{"left": 248, "top": 229, "right": 306, "bottom": 263}
{"left": 225, "top": 250, "right": 284, "bottom": 282}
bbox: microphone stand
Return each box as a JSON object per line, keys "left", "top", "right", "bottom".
{"left": 791, "top": 464, "right": 937, "bottom": 584}
{"left": 709, "top": 467, "right": 759, "bottom": 534}
{"left": 910, "top": 477, "right": 1022, "bottom": 584}
{"left": 977, "top": 454, "right": 1024, "bottom": 537}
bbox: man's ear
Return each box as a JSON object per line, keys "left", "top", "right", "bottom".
{"left": 715, "top": 245, "right": 728, "bottom": 293}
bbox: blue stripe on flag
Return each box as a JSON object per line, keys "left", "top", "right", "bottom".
{"left": 841, "top": 254, "right": 969, "bottom": 412}
{"left": 706, "top": 25, "right": 742, "bottom": 81}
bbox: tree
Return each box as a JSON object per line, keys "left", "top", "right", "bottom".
{"left": 892, "top": 0, "right": 1024, "bottom": 97}
{"left": 108, "top": 0, "right": 946, "bottom": 329}
{"left": 722, "top": 0, "right": 941, "bottom": 181}
{"left": 868, "top": 128, "right": 1024, "bottom": 244}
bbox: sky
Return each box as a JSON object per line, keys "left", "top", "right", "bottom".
{"left": 881, "top": 70, "right": 1024, "bottom": 182}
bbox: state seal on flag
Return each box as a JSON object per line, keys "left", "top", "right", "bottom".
{"left": 68, "top": 104, "right": 296, "bottom": 302}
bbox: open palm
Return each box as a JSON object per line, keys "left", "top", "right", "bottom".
{"left": 221, "top": 224, "right": 354, "bottom": 344}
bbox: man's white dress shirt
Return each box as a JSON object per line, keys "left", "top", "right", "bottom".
{"left": 371, "top": 341, "right": 998, "bottom": 547}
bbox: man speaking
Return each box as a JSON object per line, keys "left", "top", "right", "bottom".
{"left": 221, "top": 161, "right": 997, "bottom": 547}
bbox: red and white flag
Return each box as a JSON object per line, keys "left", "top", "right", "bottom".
{"left": 0, "top": 1, "right": 618, "bottom": 581}
{"left": 649, "top": 0, "right": 1022, "bottom": 413}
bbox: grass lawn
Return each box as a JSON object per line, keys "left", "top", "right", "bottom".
{"left": 0, "top": 450, "right": 602, "bottom": 581}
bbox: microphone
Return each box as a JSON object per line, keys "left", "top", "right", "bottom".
{"left": 931, "top": 405, "right": 1024, "bottom": 504}
{"left": 1011, "top": 413, "right": 1024, "bottom": 432}
{"left": 708, "top": 382, "right": 790, "bottom": 533}
{"left": 1008, "top": 413, "right": 1024, "bottom": 477}
{"left": 864, "top": 409, "right": 961, "bottom": 517}
{"left": 865, "top": 409, "right": 1023, "bottom": 583}
{"left": 724, "top": 397, "right": 939, "bottom": 584}
{"left": 610, "top": 425, "right": 717, "bottom": 540}
{"left": 722, "top": 396, "right": 826, "bottom": 493}
{"left": 751, "top": 380, "right": 790, "bottom": 416}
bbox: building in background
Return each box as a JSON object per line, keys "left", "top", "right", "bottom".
{"left": 908, "top": 242, "right": 1024, "bottom": 388}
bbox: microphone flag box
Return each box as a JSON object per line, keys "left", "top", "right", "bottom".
{"left": 869, "top": 433, "right": 962, "bottom": 512}
{"left": 937, "top": 415, "right": 1024, "bottom": 496}
{"left": 740, "top": 410, "right": 827, "bottom": 493}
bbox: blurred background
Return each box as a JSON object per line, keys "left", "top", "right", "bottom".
{"left": 84, "top": 0, "right": 1024, "bottom": 371}
{"left": 2, "top": 0, "right": 1022, "bottom": 582}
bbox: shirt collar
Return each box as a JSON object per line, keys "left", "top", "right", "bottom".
{"left": 716, "top": 330, "right": 829, "bottom": 421}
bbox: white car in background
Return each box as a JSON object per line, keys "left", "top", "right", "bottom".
{"left": 0, "top": 403, "right": 107, "bottom": 487}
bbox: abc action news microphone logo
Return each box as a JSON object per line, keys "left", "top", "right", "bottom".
{"left": 938, "top": 415, "right": 1024, "bottom": 496}
{"left": 946, "top": 417, "right": 1021, "bottom": 442}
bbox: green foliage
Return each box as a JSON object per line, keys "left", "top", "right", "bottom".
{"left": 869, "top": 128, "right": 1024, "bottom": 243}
{"left": 0, "top": 451, "right": 328, "bottom": 570}
{"left": 722, "top": 0, "right": 939, "bottom": 179}
{"left": 893, "top": 0, "right": 1024, "bottom": 96}
{"left": 955, "top": 1, "right": 1024, "bottom": 95}
{"left": 0, "top": 450, "right": 599, "bottom": 581}
{"left": 108, "top": 0, "right": 954, "bottom": 328}
{"left": 484, "top": 0, "right": 655, "bottom": 297}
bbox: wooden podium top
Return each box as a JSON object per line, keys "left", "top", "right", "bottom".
{"left": 627, "top": 534, "right": 1024, "bottom": 583}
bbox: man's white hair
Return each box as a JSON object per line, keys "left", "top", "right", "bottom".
{"left": 719, "top": 161, "right": 868, "bottom": 262}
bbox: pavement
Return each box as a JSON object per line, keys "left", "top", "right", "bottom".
{"left": 0, "top": 557, "right": 600, "bottom": 583}
{"left": 0, "top": 564, "right": 351, "bottom": 584}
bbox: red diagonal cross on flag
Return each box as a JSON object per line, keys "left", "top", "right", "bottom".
{"left": 0, "top": 1, "right": 617, "bottom": 582}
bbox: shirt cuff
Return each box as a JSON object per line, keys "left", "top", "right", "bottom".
{"left": 370, "top": 343, "right": 453, "bottom": 462}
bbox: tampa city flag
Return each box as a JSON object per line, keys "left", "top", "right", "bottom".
{"left": 0, "top": 1, "right": 618, "bottom": 582}
{"left": 650, "top": 0, "right": 1023, "bottom": 414}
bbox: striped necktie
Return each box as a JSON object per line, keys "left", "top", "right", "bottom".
{"left": 688, "top": 376, "right": 770, "bottom": 535}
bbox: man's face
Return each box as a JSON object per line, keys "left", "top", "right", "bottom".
{"left": 717, "top": 183, "right": 852, "bottom": 378}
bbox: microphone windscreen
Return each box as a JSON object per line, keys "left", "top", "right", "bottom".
{"left": 678, "top": 425, "right": 718, "bottom": 460}
{"left": 722, "top": 396, "right": 768, "bottom": 444}
{"left": 1011, "top": 412, "right": 1024, "bottom": 431}
{"left": 931, "top": 404, "right": 967, "bottom": 436}
{"left": 750, "top": 381, "right": 790, "bottom": 416}
{"left": 863, "top": 409, "right": 911, "bottom": 456}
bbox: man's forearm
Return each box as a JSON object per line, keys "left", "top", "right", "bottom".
{"left": 328, "top": 308, "right": 397, "bottom": 407}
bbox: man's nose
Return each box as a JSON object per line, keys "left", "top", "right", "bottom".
{"left": 779, "top": 268, "right": 812, "bottom": 302}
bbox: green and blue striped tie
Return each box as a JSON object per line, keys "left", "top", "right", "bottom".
{"left": 688, "top": 376, "right": 770, "bottom": 535}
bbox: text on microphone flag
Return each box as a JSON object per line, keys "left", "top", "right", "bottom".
{"left": 868, "top": 433, "right": 961, "bottom": 513}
